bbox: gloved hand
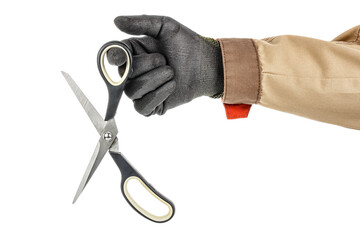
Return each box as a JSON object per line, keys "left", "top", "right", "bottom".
{"left": 107, "top": 15, "right": 224, "bottom": 116}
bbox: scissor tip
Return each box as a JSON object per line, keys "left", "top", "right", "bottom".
{"left": 72, "top": 192, "right": 81, "bottom": 204}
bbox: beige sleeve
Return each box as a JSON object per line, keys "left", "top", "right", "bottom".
{"left": 218, "top": 25, "right": 360, "bottom": 130}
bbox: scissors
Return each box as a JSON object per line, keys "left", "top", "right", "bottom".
{"left": 62, "top": 41, "right": 175, "bottom": 223}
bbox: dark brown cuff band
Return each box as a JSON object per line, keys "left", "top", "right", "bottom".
{"left": 218, "top": 38, "right": 261, "bottom": 104}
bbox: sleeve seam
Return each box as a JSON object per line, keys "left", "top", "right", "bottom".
{"left": 251, "top": 39, "right": 262, "bottom": 103}
{"left": 218, "top": 40, "right": 228, "bottom": 102}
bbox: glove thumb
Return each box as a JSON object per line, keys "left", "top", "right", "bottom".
{"left": 114, "top": 15, "right": 179, "bottom": 39}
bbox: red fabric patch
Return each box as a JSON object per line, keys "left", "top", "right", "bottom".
{"left": 223, "top": 103, "right": 252, "bottom": 119}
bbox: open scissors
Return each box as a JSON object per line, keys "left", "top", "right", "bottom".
{"left": 62, "top": 41, "right": 175, "bottom": 223}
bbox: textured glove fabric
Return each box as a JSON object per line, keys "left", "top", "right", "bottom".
{"left": 107, "top": 15, "right": 223, "bottom": 116}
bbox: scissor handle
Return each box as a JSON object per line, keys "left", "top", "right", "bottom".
{"left": 97, "top": 41, "right": 133, "bottom": 121}
{"left": 109, "top": 151, "right": 175, "bottom": 223}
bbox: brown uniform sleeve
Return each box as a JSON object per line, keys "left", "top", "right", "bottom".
{"left": 218, "top": 25, "right": 360, "bottom": 130}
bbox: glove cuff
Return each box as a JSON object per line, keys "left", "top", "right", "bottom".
{"left": 200, "top": 36, "right": 224, "bottom": 98}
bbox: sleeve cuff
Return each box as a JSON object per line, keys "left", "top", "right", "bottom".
{"left": 218, "top": 38, "right": 261, "bottom": 104}
{"left": 218, "top": 38, "right": 261, "bottom": 119}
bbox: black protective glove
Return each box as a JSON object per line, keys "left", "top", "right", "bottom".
{"left": 107, "top": 15, "right": 224, "bottom": 116}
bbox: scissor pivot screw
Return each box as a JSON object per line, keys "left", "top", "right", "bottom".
{"left": 103, "top": 132, "right": 113, "bottom": 141}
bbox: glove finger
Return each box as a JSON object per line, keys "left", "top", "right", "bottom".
{"left": 114, "top": 15, "right": 179, "bottom": 40}
{"left": 125, "top": 65, "right": 174, "bottom": 100}
{"left": 107, "top": 36, "right": 158, "bottom": 66}
{"left": 152, "top": 105, "right": 164, "bottom": 115}
{"left": 106, "top": 47, "right": 127, "bottom": 66}
{"left": 106, "top": 39, "right": 134, "bottom": 66}
{"left": 134, "top": 80, "right": 176, "bottom": 116}
{"left": 124, "top": 37, "right": 160, "bottom": 54}
{"left": 129, "top": 53, "right": 166, "bottom": 78}
{"left": 108, "top": 50, "right": 166, "bottom": 79}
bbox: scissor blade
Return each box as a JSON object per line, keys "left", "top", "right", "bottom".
{"left": 72, "top": 137, "right": 110, "bottom": 203}
{"left": 61, "top": 71, "right": 105, "bottom": 135}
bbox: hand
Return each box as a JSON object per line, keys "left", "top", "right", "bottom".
{"left": 107, "top": 15, "right": 224, "bottom": 116}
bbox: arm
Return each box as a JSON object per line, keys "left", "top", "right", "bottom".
{"left": 220, "top": 26, "right": 360, "bottom": 129}
{"left": 108, "top": 15, "right": 360, "bottom": 130}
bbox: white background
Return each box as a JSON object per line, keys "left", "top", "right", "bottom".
{"left": 0, "top": 0, "right": 359, "bottom": 239}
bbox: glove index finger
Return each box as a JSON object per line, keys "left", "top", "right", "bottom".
{"left": 114, "top": 15, "right": 179, "bottom": 39}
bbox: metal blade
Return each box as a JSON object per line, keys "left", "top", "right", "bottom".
{"left": 72, "top": 119, "right": 119, "bottom": 203}
{"left": 61, "top": 71, "right": 105, "bottom": 135}
{"left": 72, "top": 137, "right": 111, "bottom": 203}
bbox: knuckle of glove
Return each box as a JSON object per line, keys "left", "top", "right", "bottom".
{"left": 150, "top": 53, "right": 166, "bottom": 68}
{"left": 161, "top": 16, "right": 180, "bottom": 37}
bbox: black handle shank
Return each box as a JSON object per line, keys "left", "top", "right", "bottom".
{"left": 97, "top": 41, "right": 133, "bottom": 121}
